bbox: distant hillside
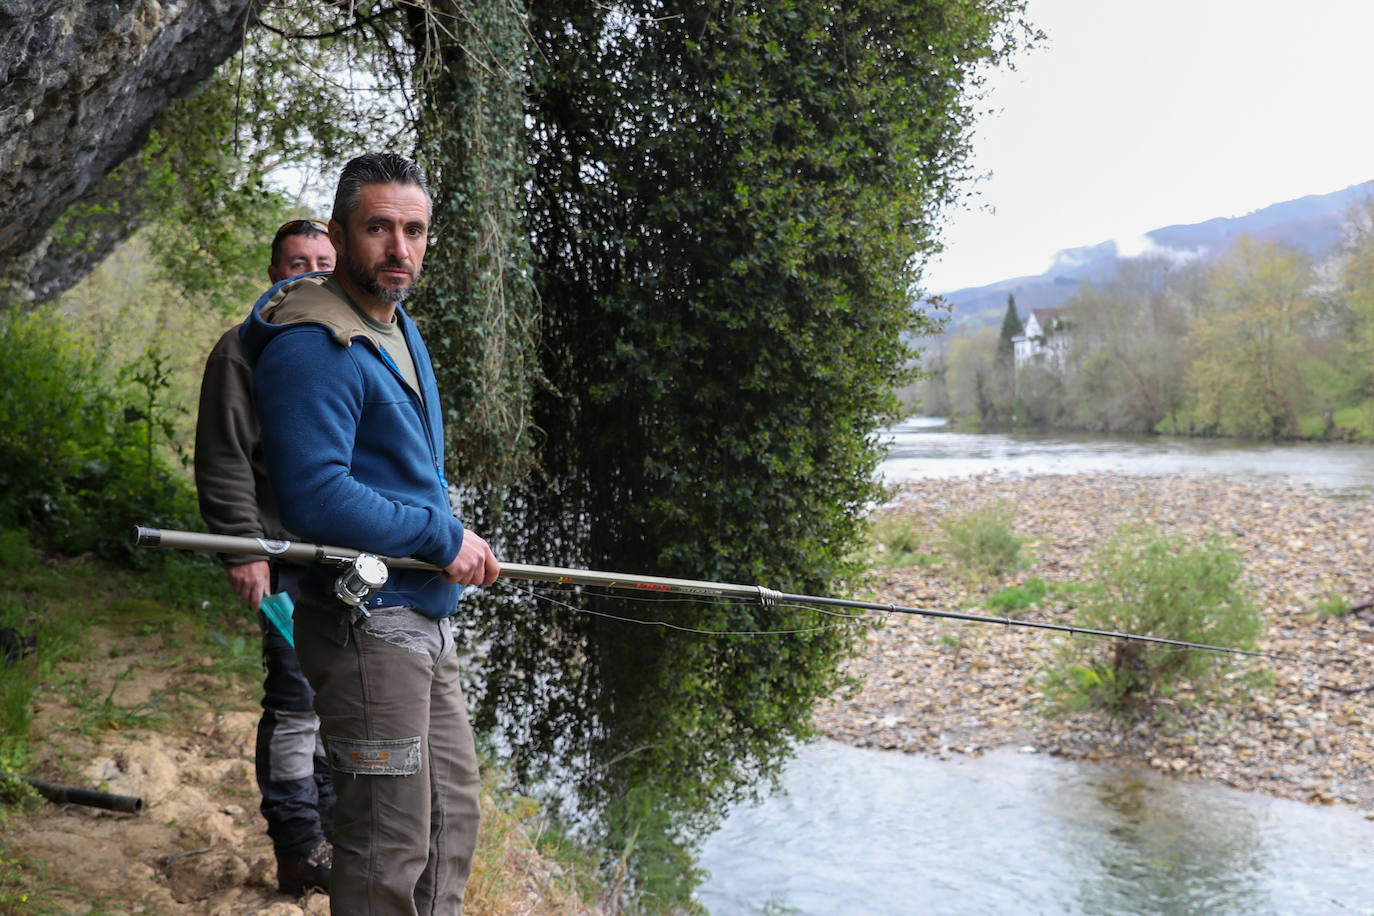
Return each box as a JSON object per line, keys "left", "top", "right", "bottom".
{"left": 931, "top": 179, "right": 1374, "bottom": 336}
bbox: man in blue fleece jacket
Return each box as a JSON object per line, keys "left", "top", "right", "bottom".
{"left": 241, "top": 152, "right": 500, "bottom": 914}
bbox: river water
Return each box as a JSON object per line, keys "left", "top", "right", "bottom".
{"left": 695, "top": 422, "right": 1374, "bottom": 915}
{"left": 878, "top": 417, "right": 1374, "bottom": 490}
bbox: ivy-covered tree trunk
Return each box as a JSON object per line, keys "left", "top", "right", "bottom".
{"left": 406, "top": 1, "right": 540, "bottom": 489}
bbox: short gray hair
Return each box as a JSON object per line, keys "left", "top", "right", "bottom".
{"left": 331, "top": 152, "right": 431, "bottom": 226}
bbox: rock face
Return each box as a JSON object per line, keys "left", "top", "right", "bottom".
{"left": 0, "top": 0, "right": 254, "bottom": 303}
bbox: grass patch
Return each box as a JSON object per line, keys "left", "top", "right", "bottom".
{"left": 867, "top": 515, "right": 941, "bottom": 569}
{"left": 1314, "top": 589, "right": 1351, "bottom": 618}
{"left": 986, "top": 577, "right": 1050, "bottom": 612}
{"left": 204, "top": 631, "right": 263, "bottom": 678}
{"left": 465, "top": 766, "right": 603, "bottom": 915}
{"left": 0, "top": 533, "right": 246, "bottom": 793}
{"left": 936, "top": 500, "right": 1025, "bottom": 585}
{"left": 69, "top": 668, "right": 168, "bottom": 735}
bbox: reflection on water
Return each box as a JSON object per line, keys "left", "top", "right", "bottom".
{"left": 696, "top": 742, "right": 1374, "bottom": 916}
{"left": 878, "top": 417, "right": 1374, "bottom": 490}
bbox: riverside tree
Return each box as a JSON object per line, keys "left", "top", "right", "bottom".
{"left": 1187, "top": 237, "right": 1315, "bottom": 438}
{"left": 1064, "top": 255, "right": 1194, "bottom": 432}
{"left": 450, "top": 0, "right": 1032, "bottom": 892}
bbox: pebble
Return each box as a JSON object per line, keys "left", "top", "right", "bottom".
{"left": 815, "top": 473, "right": 1374, "bottom": 811}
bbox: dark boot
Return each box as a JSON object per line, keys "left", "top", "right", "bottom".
{"left": 277, "top": 839, "right": 332, "bottom": 895}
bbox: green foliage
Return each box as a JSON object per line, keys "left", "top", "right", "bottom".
{"left": 72, "top": 668, "right": 167, "bottom": 734}
{"left": 410, "top": 0, "right": 540, "bottom": 489}
{"left": 0, "top": 596, "right": 37, "bottom": 744}
{"left": 1314, "top": 589, "right": 1351, "bottom": 618}
{"left": 997, "top": 294, "right": 1022, "bottom": 361}
{"left": 206, "top": 631, "right": 263, "bottom": 678}
{"left": 0, "top": 529, "right": 33, "bottom": 572}
{"left": 936, "top": 501, "right": 1025, "bottom": 584}
{"left": 1186, "top": 239, "right": 1315, "bottom": 439}
{"left": 23, "top": 1, "right": 1035, "bottom": 907}
{"left": 36, "top": 1, "right": 411, "bottom": 313}
{"left": 0, "top": 308, "right": 201, "bottom": 560}
{"left": 1040, "top": 526, "right": 1264, "bottom": 719}
{"left": 0, "top": 537, "right": 234, "bottom": 771}
{"left": 597, "top": 786, "right": 706, "bottom": 915}
{"left": 119, "top": 346, "right": 188, "bottom": 485}
{"left": 1334, "top": 404, "right": 1374, "bottom": 439}
{"left": 929, "top": 226, "right": 1374, "bottom": 441}
{"left": 987, "top": 576, "right": 1049, "bottom": 611}
{"left": 867, "top": 516, "right": 940, "bottom": 568}
{"left": 0, "top": 542, "right": 89, "bottom": 759}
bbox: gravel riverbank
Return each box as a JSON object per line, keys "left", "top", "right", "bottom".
{"left": 813, "top": 474, "right": 1374, "bottom": 814}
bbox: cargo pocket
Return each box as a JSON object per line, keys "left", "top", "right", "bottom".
{"left": 326, "top": 735, "right": 422, "bottom": 776}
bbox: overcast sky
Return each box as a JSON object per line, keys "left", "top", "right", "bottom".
{"left": 922, "top": 0, "right": 1374, "bottom": 293}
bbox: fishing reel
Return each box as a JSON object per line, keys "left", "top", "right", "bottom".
{"left": 333, "top": 554, "right": 389, "bottom": 608}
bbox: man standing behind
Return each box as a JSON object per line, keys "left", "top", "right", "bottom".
{"left": 241, "top": 152, "right": 500, "bottom": 914}
{"left": 194, "top": 219, "right": 337, "bottom": 895}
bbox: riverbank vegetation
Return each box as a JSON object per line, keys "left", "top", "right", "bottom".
{"left": 870, "top": 503, "right": 1268, "bottom": 720}
{"left": 921, "top": 219, "right": 1374, "bottom": 440}
{"left": 826, "top": 475, "right": 1373, "bottom": 813}
{"left": 1039, "top": 526, "right": 1264, "bottom": 717}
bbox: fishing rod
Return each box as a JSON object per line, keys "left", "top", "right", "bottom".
{"left": 131, "top": 526, "right": 1281, "bottom": 659}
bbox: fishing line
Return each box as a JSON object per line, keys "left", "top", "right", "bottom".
{"left": 523, "top": 580, "right": 871, "bottom": 621}
{"left": 513, "top": 581, "right": 863, "bottom": 637}
{"left": 518, "top": 578, "right": 872, "bottom": 624}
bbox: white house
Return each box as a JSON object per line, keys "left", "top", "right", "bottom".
{"left": 1012, "top": 307, "right": 1070, "bottom": 371}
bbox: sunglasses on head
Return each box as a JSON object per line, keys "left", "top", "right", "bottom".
{"left": 276, "top": 219, "right": 329, "bottom": 235}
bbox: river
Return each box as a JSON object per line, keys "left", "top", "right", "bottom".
{"left": 695, "top": 422, "right": 1374, "bottom": 915}
{"left": 878, "top": 417, "right": 1374, "bottom": 490}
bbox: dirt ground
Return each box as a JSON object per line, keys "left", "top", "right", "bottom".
{"left": 4, "top": 575, "right": 600, "bottom": 916}
{"left": 9, "top": 621, "right": 333, "bottom": 915}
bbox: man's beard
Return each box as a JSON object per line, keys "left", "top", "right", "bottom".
{"left": 348, "top": 254, "right": 419, "bottom": 303}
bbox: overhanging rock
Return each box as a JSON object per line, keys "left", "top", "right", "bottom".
{"left": 0, "top": 0, "right": 254, "bottom": 303}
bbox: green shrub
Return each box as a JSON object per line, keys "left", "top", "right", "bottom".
{"left": 987, "top": 577, "right": 1049, "bottom": 612}
{"left": 867, "top": 516, "right": 940, "bottom": 569}
{"left": 0, "top": 309, "right": 199, "bottom": 561}
{"left": 1333, "top": 403, "right": 1374, "bottom": 440}
{"left": 1040, "top": 525, "right": 1264, "bottom": 719}
{"left": 1315, "top": 590, "right": 1351, "bottom": 618}
{"left": 1295, "top": 414, "right": 1329, "bottom": 440}
{"left": 0, "top": 530, "right": 32, "bottom": 572}
{"left": 936, "top": 500, "right": 1024, "bottom": 584}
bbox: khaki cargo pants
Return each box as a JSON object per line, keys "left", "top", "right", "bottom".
{"left": 294, "top": 598, "right": 481, "bottom": 915}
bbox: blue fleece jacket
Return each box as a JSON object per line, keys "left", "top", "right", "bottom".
{"left": 239, "top": 274, "right": 465, "bottom": 619}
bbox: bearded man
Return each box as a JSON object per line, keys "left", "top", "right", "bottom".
{"left": 241, "top": 151, "right": 500, "bottom": 914}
